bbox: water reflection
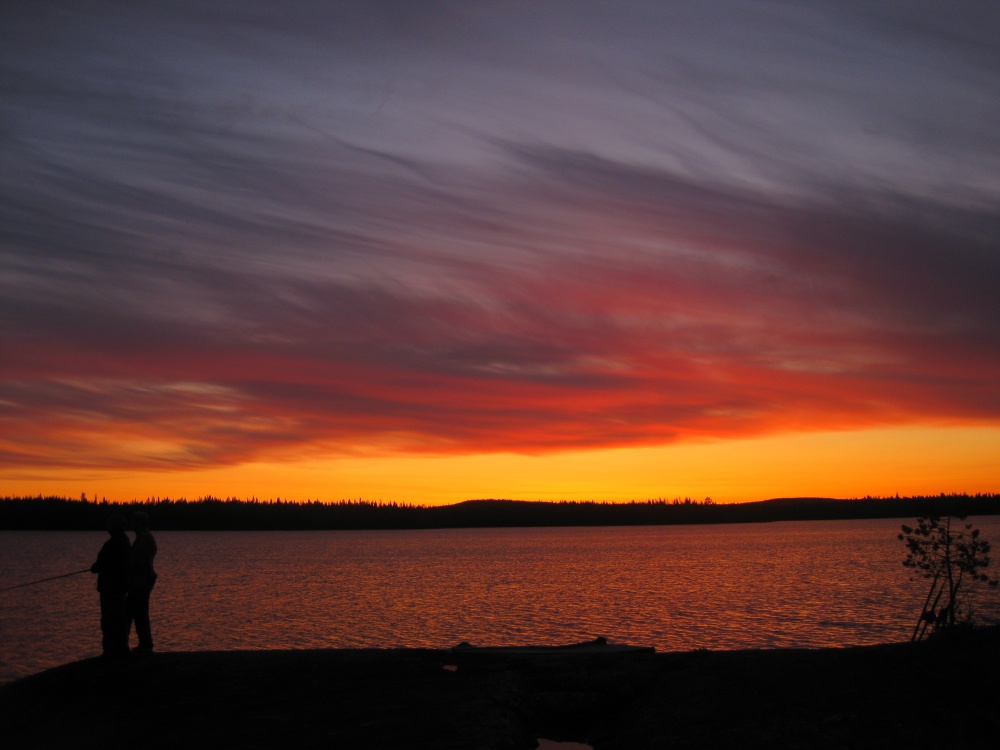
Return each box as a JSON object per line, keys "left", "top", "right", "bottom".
{"left": 2, "top": 518, "right": 999, "bottom": 684}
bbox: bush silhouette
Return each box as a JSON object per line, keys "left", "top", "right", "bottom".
{"left": 899, "top": 515, "right": 998, "bottom": 641}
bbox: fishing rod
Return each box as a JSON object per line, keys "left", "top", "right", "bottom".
{"left": 0, "top": 568, "right": 90, "bottom": 593}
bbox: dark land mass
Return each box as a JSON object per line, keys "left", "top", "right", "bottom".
{"left": 2, "top": 630, "right": 998, "bottom": 750}
{"left": 2, "top": 493, "right": 999, "bottom": 531}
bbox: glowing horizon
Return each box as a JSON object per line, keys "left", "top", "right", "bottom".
{"left": 2, "top": 2, "right": 999, "bottom": 506}
{"left": 4, "top": 425, "right": 999, "bottom": 507}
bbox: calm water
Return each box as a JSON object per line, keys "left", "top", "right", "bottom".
{"left": 2, "top": 518, "right": 999, "bottom": 685}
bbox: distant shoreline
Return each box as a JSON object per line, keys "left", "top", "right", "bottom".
{"left": 3, "top": 630, "right": 998, "bottom": 749}
{"left": 2, "top": 493, "right": 999, "bottom": 531}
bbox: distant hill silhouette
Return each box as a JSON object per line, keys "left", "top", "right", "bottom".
{"left": 1, "top": 494, "right": 998, "bottom": 531}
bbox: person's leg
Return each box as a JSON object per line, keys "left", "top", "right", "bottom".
{"left": 99, "top": 591, "right": 114, "bottom": 656}
{"left": 100, "top": 591, "right": 128, "bottom": 657}
{"left": 129, "top": 584, "right": 154, "bottom": 650}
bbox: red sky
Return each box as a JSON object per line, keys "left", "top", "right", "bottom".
{"left": 2, "top": 2, "right": 999, "bottom": 504}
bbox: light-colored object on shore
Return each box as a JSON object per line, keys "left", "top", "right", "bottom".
{"left": 535, "top": 740, "right": 592, "bottom": 750}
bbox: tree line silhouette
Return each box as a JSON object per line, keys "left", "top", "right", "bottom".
{"left": 1, "top": 493, "right": 999, "bottom": 531}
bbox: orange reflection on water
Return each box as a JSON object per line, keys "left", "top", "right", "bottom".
{"left": 4, "top": 517, "right": 1000, "bottom": 685}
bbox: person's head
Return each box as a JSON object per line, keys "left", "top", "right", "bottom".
{"left": 131, "top": 511, "right": 150, "bottom": 532}
{"left": 107, "top": 513, "right": 127, "bottom": 535}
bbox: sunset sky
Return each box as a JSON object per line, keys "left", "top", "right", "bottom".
{"left": 2, "top": 1, "right": 999, "bottom": 505}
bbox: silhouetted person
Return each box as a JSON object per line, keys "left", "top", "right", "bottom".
{"left": 91, "top": 513, "right": 131, "bottom": 659}
{"left": 126, "top": 511, "right": 158, "bottom": 652}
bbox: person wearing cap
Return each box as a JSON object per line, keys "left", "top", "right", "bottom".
{"left": 126, "top": 511, "right": 158, "bottom": 651}
{"left": 91, "top": 513, "right": 132, "bottom": 658}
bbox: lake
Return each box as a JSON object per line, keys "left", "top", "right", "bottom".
{"left": 2, "top": 518, "right": 999, "bottom": 684}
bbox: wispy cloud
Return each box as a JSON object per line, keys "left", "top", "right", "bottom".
{"left": 2, "top": 1, "right": 999, "bottom": 472}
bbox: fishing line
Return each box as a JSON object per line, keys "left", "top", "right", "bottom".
{"left": 0, "top": 569, "right": 90, "bottom": 593}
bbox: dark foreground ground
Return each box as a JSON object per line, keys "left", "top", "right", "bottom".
{"left": 2, "top": 631, "right": 998, "bottom": 750}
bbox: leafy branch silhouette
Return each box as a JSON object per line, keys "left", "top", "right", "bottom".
{"left": 899, "top": 515, "right": 998, "bottom": 641}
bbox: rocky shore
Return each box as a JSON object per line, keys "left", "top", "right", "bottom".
{"left": 2, "top": 631, "right": 998, "bottom": 749}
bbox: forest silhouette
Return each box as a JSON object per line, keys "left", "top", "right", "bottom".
{"left": 2, "top": 493, "right": 998, "bottom": 531}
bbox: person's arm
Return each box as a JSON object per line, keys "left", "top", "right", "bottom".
{"left": 91, "top": 541, "right": 107, "bottom": 573}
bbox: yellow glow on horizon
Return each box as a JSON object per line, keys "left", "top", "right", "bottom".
{"left": 3, "top": 425, "right": 999, "bottom": 505}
